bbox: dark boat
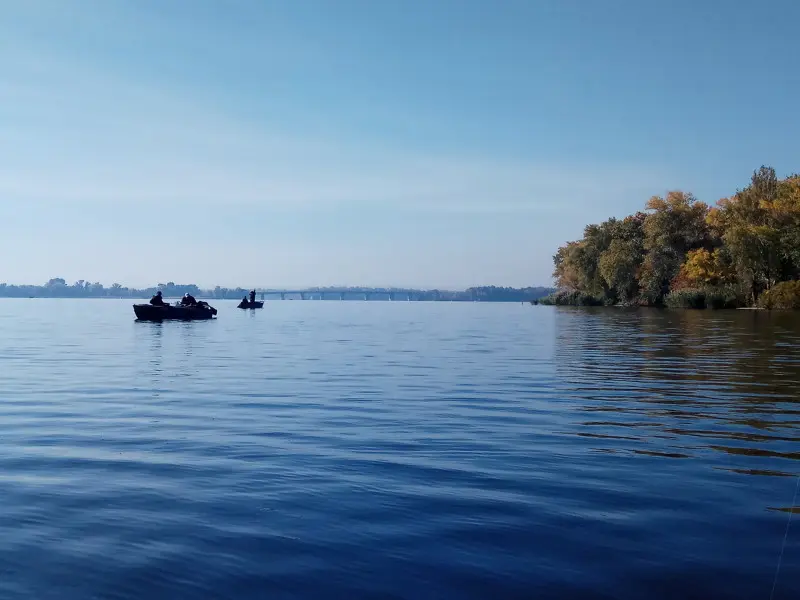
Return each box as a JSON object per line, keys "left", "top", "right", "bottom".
{"left": 237, "top": 300, "right": 264, "bottom": 309}
{"left": 133, "top": 302, "right": 218, "bottom": 321}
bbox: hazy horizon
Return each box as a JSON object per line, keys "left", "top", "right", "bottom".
{"left": 0, "top": 277, "right": 553, "bottom": 292}
{"left": 2, "top": 1, "right": 798, "bottom": 288}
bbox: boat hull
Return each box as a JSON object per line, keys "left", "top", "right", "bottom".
{"left": 133, "top": 303, "right": 217, "bottom": 321}
{"left": 237, "top": 301, "right": 264, "bottom": 309}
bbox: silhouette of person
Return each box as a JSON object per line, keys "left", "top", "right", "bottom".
{"left": 149, "top": 291, "right": 166, "bottom": 306}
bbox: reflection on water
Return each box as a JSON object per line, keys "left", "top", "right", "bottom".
{"left": 555, "top": 308, "right": 800, "bottom": 493}
{"left": 549, "top": 308, "right": 800, "bottom": 598}
{"left": 0, "top": 300, "right": 797, "bottom": 599}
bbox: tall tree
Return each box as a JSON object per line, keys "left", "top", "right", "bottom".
{"left": 639, "top": 191, "right": 710, "bottom": 304}
{"left": 716, "top": 167, "right": 785, "bottom": 302}
{"left": 598, "top": 212, "right": 646, "bottom": 303}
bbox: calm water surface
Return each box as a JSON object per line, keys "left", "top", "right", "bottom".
{"left": 0, "top": 300, "right": 798, "bottom": 599}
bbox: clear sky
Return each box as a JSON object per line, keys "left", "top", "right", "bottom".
{"left": 1, "top": 0, "right": 798, "bottom": 289}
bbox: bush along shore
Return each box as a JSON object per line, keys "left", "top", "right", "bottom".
{"left": 539, "top": 166, "right": 800, "bottom": 310}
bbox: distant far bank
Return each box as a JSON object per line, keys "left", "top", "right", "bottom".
{"left": 0, "top": 279, "right": 554, "bottom": 303}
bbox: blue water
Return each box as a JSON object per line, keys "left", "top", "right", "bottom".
{"left": 0, "top": 299, "right": 798, "bottom": 599}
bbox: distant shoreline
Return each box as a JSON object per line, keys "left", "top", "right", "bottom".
{"left": 6, "top": 296, "right": 545, "bottom": 303}
{"left": 0, "top": 283, "right": 555, "bottom": 303}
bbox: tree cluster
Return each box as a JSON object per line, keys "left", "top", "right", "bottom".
{"left": 543, "top": 166, "right": 800, "bottom": 308}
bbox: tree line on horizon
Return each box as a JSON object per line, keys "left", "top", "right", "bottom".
{"left": 541, "top": 166, "right": 800, "bottom": 309}
{"left": 0, "top": 280, "right": 554, "bottom": 302}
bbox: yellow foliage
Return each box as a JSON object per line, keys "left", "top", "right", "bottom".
{"left": 677, "top": 248, "right": 734, "bottom": 287}
{"left": 706, "top": 199, "right": 730, "bottom": 235}
{"left": 773, "top": 175, "right": 800, "bottom": 214}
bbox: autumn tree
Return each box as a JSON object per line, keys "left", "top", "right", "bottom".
{"left": 638, "top": 191, "right": 710, "bottom": 304}
{"left": 598, "top": 212, "right": 646, "bottom": 303}
{"left": 553, "top": 219, "right": 618, "bottom": 297}
{"left": 553, "top": 242, "right": 584, "bottom": 291}
{"left": 672, "top": 248, "right": 735, "bottom": 289}
{"left": 772, "top": 174, "right": 800, "bottom": 278}
{"left": 714, "top": 167, "right": 787, "bottom": 302}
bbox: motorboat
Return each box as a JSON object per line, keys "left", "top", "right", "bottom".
{"left": 133, "top": 301, "right": 218, "bottom": 321}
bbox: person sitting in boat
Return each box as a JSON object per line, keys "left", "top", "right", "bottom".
{"left": 149, "top": 291, "right": 166, "bottom": 306}
{"left": 181, "top": 293, "right": 197, "bottom": 306}
{"left": 249, "top": 290, "right": 256, "bottom": 303}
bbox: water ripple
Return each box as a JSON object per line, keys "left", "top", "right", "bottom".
{"left": 0, "top": 300, "right": 798, "bottom": 599}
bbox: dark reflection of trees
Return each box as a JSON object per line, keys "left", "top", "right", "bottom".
{"left": 552, "top": 307, "right": 800, "bottom": 474}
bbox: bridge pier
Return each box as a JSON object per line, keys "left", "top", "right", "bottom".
{"left": 407, "top": 293, "right": 412, "bottom": 301}
{"left": 364, "top": 293, "right": 369, "bottom": 301}
{"left": 280, "top": 292, "right": 285, "bottom": 300}
{"left": 300, "top": 292, "right": 306, "bottom": 300}
{"left": 388, "top": 292, "right": 395, "bottom": 301}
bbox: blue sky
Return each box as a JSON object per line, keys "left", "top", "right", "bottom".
{"left": 1, "top": 0, "right": 798, "bottom": 289}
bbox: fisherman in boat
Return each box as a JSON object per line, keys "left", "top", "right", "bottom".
{"left": 249, "top": 290, "right": 256, "bottom": 304}
{"left": 181, "top": 293, "right": 197, "bottom": 306}
{"left": 149, "top": 291, "right": 166, "bottom": 306}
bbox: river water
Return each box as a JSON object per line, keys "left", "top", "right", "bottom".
{"left": 0, "top": 299, "right": 798, "bottom": 599}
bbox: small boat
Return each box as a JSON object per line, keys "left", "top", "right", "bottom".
{"left": 133, "top": 301, "right": 218, "bottom": 321}
{"left": 237, "top": 300, "right": 264, "bottom": 309}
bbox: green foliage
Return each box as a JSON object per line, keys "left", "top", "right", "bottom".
{"left": 598, "top": 214, "right": 646, "bottom": 303}
{"left": 538, "top": 290, "right": 605, "bottom": 306}
{"left": 663, "top": 286, "right": 744, "bottom": 310}
{"left": 757, "top": 281, "right": 800, "bottom": 310}
{"left": 664, "top": 289, "right": 708, "bottom": 309}
{"left": 705, "top": 285, "right": 746, "bottom": 310}
{"left": 551, "top": 165, "right": 800, "bottom": 309}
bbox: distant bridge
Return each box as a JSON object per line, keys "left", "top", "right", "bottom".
{"left": 253, "top": 288, "right": 451, "bottom": 301}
